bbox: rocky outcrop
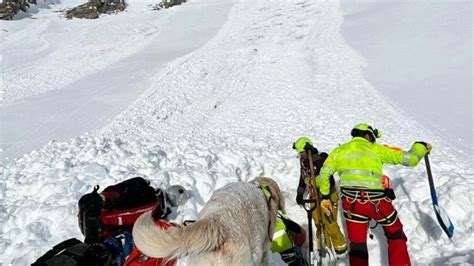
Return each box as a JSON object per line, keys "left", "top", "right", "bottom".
{"left": 65, "top": 0, "right": 126, "bottom": 19}
{"left": 0, "top": 0, "right": 35, "bottom": 20}
{"left": 158, "top": 0, "right": 186, "bottom": 9}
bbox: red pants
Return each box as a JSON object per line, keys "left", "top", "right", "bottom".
{"left": 342, "top": 196, "right": 411, "bottom": 266}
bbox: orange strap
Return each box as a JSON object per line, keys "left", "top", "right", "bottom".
{"left": 383, "top": 144, "right": 402, "bottom": 151}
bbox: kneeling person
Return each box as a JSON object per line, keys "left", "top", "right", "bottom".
{"left": 271, "top": 210, "right": 307, "bottom": 266}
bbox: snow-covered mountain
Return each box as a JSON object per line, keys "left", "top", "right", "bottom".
{"left": 1, "top": 0, "right": 472, "bottom": 265}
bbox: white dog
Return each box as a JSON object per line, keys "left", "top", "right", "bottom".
{"left": 132, "top": 177, "right": 285, "bottom": 265}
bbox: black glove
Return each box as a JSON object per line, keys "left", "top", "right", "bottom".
{"left": 320, "top": 152, "right": 328, "bottom": 160}
{"left": 415, "top": 141, "right": 428, "bottom": 147}
{"left": 296, "top": 193, "right": 304, "bottom": 205}
{"left": 281, "top": 217, "right": 302, "bottom": 234}
{"left": 304, "top": 143, "right": 319, "bottom": 155}
{"left": 415, "top": 141, "right": 432, "bottom": 153}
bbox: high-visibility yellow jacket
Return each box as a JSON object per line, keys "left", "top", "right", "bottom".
{"left": 317, "top": 137, "right": 428, "bottom": 196}
{"left": 271, "top": 211, "right": 294, "bottom": 254}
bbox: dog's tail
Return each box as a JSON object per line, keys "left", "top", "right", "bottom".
{"left": 132, "top": 211, "right": 225, "bottom": 259}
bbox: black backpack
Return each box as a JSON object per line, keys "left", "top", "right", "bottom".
{"left": 32, "top": 238, "right": 112, "bottom": 266}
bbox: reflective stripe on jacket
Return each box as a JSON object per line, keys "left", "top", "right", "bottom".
{"left": 317, "top": 137, "right": 428, "bottom": 196}
{"left": 271, "top": 211, "right": 294, "bottom": 253}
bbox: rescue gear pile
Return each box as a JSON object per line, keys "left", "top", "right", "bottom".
{"left": 78, "top": 177, "right": 164, "bottom": 243}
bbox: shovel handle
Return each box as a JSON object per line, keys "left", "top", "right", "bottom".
{"left": 424, "top": 155, "right": 438, "bottom": 205}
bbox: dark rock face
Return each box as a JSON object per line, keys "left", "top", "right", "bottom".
{"left": 65, "top": 0, "right": 126, "bottom": 20}
{"left": 0, "top": 0, "right": 35, "bottom": 20}
{"left": 0, "top": 0, "right": 126, "bottom": 20}
{"left": 97, "top": 1, "right": 126, "bottom": 14}
{"left": 65, "top": 3, "right": 99, "bottom": 19}
{"left": 159, "top": 0, "right": 186, "bottom": 9}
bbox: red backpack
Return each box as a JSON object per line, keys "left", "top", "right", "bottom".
{"left": 78, "top": 177, "right": 168, "bottom": 243}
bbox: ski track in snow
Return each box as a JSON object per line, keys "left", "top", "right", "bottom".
{"left": 1, "top": 0, "right": 473, "bottom": 265}
{"left": 0, "top": 2, "right": 173, "bottom": 106}
{"left": 0, "top": 0, "right": 235, "bottom": 161}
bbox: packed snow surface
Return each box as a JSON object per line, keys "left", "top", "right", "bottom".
{"left": 0, "top": 0, "right": 234, "bottom": 161}
{"left": 1, "top": 0, "right": 473, "bottom": 265}
{"left": 341, "top": 0, "right": 473, "bottom": 156}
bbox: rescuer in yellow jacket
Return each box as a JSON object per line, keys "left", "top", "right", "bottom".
{"left": 317, "top": 123, "right": 431, "bottom": 266}
{"left": 293, "top": 137, "right": 347, "bottom": 255}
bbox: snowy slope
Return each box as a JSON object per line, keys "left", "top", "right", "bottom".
{"left": 0, "top": 0, "right": 171, "bottom": 105}
{"left": 341, "top": 0, "right": 473, "bottom": 156}
{"left": 1, "top": 0, "right": 473, "bottom": 265}
{"left": 0, "top": 0, "right": 234, "bottom": 161}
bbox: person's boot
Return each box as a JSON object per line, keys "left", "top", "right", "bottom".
{"left": 334, "top": 242, "right": 348, "bottom": 256}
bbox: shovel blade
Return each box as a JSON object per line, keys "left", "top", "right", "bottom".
{"left": 433, "top": 204, "right": 454, "bottom": 239}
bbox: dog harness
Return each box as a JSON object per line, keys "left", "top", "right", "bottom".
{"left": 258, "top": 184, "right": 274, "bottom": 242}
